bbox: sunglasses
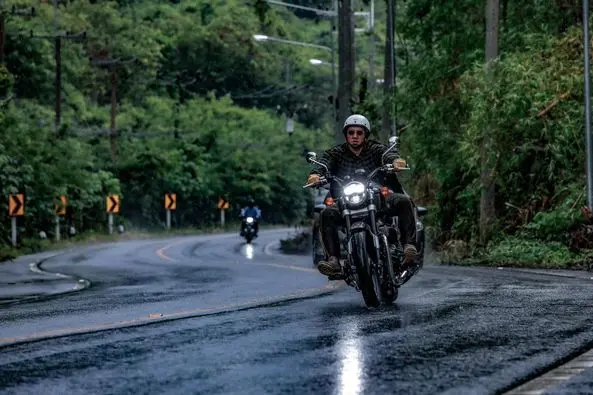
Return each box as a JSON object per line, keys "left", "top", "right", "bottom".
{"left": 347, "top": 129, "right": 365, "bottom": 136}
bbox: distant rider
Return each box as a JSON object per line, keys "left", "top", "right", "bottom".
{"left": 240, "top": 198, "right": 261, "bottom": 237}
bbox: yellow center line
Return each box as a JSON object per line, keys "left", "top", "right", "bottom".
{"left": 155, "top": 239, "right": 192, "bottom": 262}
{"left": 157, "top": 239, "right": 320, "bottom": 275}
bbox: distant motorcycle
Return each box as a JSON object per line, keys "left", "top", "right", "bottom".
{"left": 304, "top": 136, "right": 427, "bottom": 307}
{"left": 241, "top": 216, "right": 258, "bottom": 244}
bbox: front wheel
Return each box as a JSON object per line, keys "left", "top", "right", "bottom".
{"left": 352, "top": 232, "right": 381, "bottom": 308}
{"left": 380, "top": 235, "right": 398, "bottom": 305}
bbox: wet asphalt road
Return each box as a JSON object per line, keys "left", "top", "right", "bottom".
{"left": 2, "top": 230, "right": 593, "bottom": 394}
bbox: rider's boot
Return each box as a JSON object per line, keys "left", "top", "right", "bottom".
{"left": 317, "top": 256, "right": 341, "bottom": 277}
{"left": 401, "top": 244, "right": 418, "bottom": 271}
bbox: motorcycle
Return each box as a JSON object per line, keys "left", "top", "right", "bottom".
{"left": 303, "top": 136, "right": 424, "bottom": 307}
{"left": 241, "top": 216, "right": 258, "bottom": 244}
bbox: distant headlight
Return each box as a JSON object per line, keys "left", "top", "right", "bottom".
{"left": 246, "top": 217, "right": 254, "bottom": 224}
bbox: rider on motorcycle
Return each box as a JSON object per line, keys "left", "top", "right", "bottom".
{"left": 240, "top": 198, "right": 261, "bottom": 237}
{"left": 306, "top": 114, "right": 418, "bottom": 278}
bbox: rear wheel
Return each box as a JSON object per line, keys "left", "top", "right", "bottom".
{"left": 352, "top": 232, "right": 381, "bottom": 308}
{"left": 311, "top": 214, "right": 324, "bottom": 266}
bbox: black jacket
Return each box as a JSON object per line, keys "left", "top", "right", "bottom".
{"left": 309, "top": 140, "right": 405, "bottom": 196}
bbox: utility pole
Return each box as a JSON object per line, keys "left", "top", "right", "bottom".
{"left": 583, "top": 0, "right": 593, "bottom": 209}
{"left": 337, "top": 0, "right": 355, "bottom": 144}
{"left": 6, "top": 1, "right": 84, "bottom": 131}
{"left": 110, "top": 67, "right": 116, "bottom": 158}
{"left": 53, "top": 0, "right": 60, "bottom": 129}
{"left": 30, "top": 30, "right": 86, "bottom": 131}
{"left": 329, "top": 4, "right": 340, "bottom": 143}
{"left": 27, "top": 0, "right": 85, "bottom": 132}
{"left": 91, "top": 55, "right": 137, "bottom": 162}
{"left": 367, "top": 0, "right": 375, "bottom": 91}
{"left": 0, "top": 8, "right": 5, "bottom": 64}
{"left": 479, "top": 0, "right": 499, "bottom": 244}
{"left": 381, "top": 0, "right": 396, "bottom": 141}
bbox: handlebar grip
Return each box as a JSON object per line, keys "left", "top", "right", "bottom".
{"left": 303, "top": 177, "right": 329, "bottom": 188}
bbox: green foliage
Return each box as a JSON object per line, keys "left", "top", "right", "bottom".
{"left": 0, "top": 0, "right": 336, "bottom": 249}
{"left": 0, "top": 65, "right": 14, "bottom": 97}
{"left": 478, "top": 237, "right": 577, "bottom": 268}
{"left": 396, "top": 0, "right": 593, "bottom": 263}
{"left": 522, "top": 208, "right": 582, "bottom": 242}
{"left": 2, "top": 0, "right": 591, "bottom": 271}
{"left": 458, "top": 28, "right": 585, "bottom": 233}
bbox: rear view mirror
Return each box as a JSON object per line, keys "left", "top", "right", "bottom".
{"left": 382, "top": 136, "right": 399, "bottom": 164}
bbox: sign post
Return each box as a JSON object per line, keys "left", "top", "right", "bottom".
{"left": 8, "top": 194, "right": 24, "bottom": 247}
{"left": 164, "top": 193, "right": 177, "bottom": 230}
{"left": 106, "top": 195, "right": 120, "bottom": 234}
{"left": 11, "top": 217, "right": 17, "bottom": 247}
{"left": 217, "top": 197, "right": 230, "bottom": 227}
{"left": 55, "top": 215, "right": 60, "bottom": 241}
{"left": 54, "top": 195, "right": 67, "bottom": 241}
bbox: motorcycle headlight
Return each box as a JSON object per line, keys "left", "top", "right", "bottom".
{"left": 343, "top": 182, "right": 367, "bottom": 206}
{"left": 246, "top": 217, "right": 254, "bottom": 224}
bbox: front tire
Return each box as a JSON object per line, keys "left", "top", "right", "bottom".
{"left": 352, "top": 232, "right": 381, "bottom": 308}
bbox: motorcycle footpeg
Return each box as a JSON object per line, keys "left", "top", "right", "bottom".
{"left": 328, "top": 273, "right": 345, "bottom": 281}
{"left": 395, "top": 271, "right": 408, "bottom": 286}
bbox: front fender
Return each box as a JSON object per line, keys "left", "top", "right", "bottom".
{"left": 347, "top": 223, "right": 380, "bottom": 262}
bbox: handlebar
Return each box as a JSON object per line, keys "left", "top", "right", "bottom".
{"left": 303, "top": 165, "right": 410, "bottom": 189}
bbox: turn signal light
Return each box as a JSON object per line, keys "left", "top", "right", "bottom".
{"left": 324, "top": 197, "right": 335, "bottom": 206}
{"left": 381, "top": 187, "right": 391, "bottom": 197}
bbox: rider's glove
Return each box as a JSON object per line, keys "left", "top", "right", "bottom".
{"left": 393, "top": 158, "right": 407, "bottom": 171}
{"left": 307, "top": 174, "right": 321, "bottom": 184}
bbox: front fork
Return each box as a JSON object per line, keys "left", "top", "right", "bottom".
{"left": 343, "top": 209, "right": 384, "bottom": 287}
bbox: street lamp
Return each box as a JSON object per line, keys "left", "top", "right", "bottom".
{"left": 309, "top": 58, "right": 334, "bottom": 66}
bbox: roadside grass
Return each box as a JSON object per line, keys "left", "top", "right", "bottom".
{"left": 441, "top": 236, "right": 593, "bottom": 270}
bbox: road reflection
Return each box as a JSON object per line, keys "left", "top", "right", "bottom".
{"left": 337, "top": 318, "right": 364, "bottom": 395}
{"left": 244, "top": 244, "right": 254, "bottom": 260}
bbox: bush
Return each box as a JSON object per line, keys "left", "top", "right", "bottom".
{"left": 279, "top": 231, "right": 311, "bottom": 255}
{"left": 463, "top": 236, "right": 593, "bottom": 269}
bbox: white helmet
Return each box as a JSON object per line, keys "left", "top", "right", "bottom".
{"left": 343, "top": 114, "right": 371, "bottom": 137}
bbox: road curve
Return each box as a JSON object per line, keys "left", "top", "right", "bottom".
{"left": 1, "top": 230, "right": 593, "bottom": 394}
